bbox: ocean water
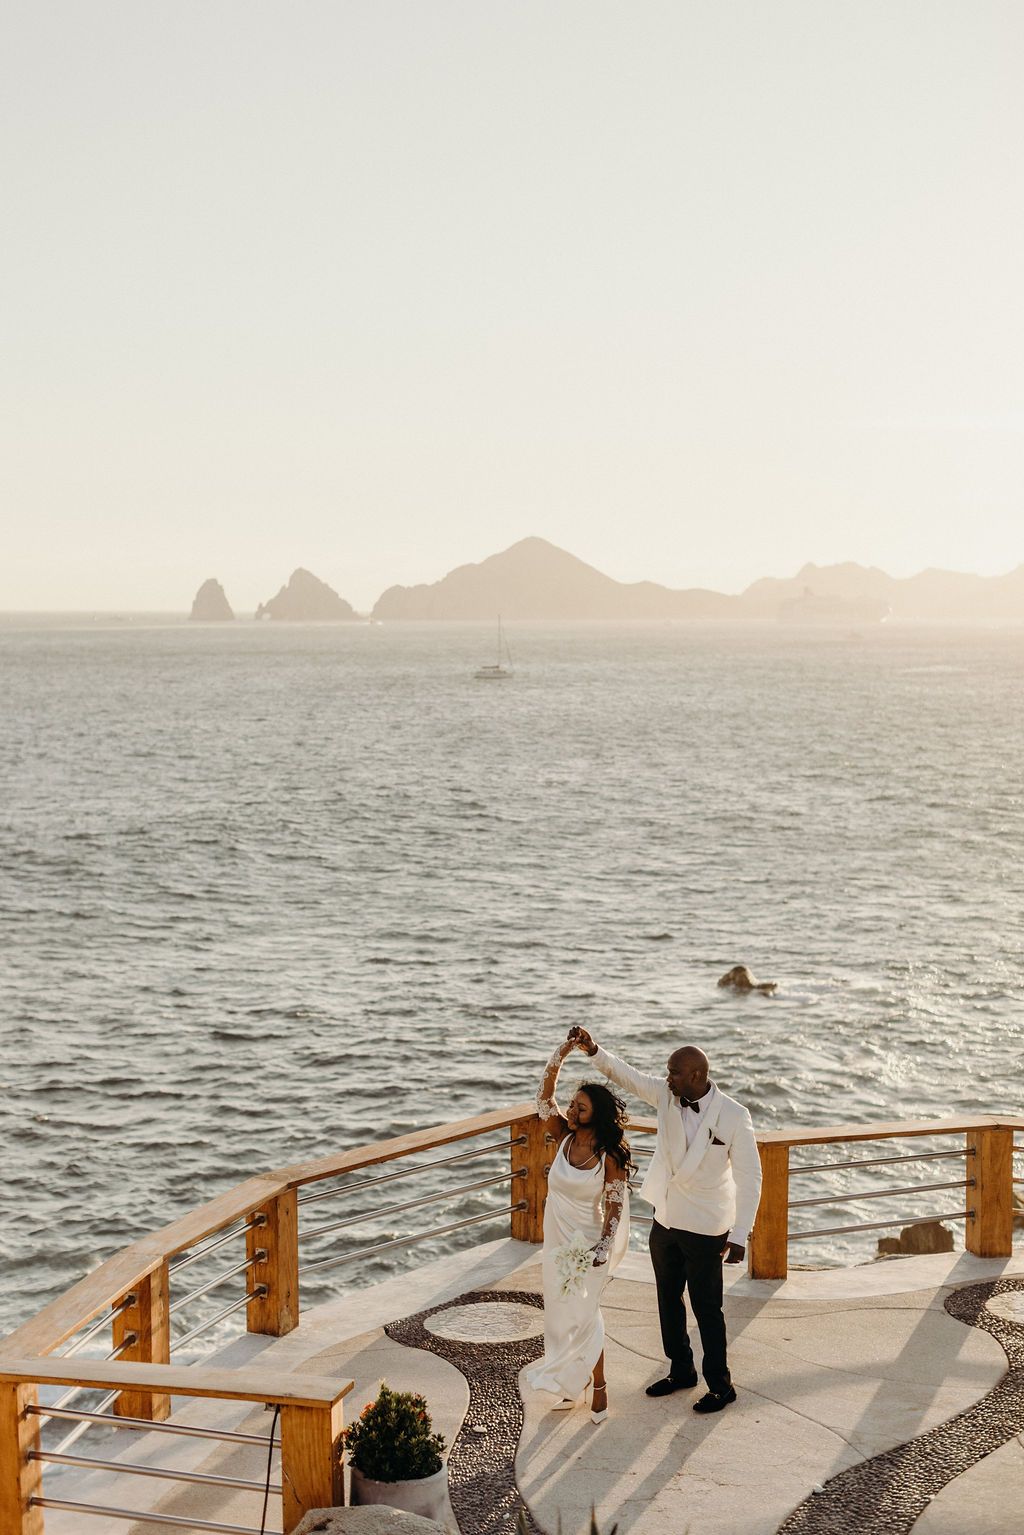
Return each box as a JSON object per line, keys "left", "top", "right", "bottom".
{"left": 2, "top": 619, "right": 1022, "bottom": 1345}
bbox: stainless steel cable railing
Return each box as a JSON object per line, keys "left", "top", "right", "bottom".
{"left": 168, "top": 1252, "right": 266, "bottom": 1315}
{"left": 35, "top": 1329, "right": 140, "bottom": 1436}
{"left": 789, "top": 1177, "right": 974, "bottom": 1209}
{"left": 171, "top": 1285, "right": 268, "bottom": 1355}
{"left": 785, "top": 1139, "right": 978, "bottom": 1245}
{"left": 32, "top": 1449, "right": 283, "bottom": 1495}
{"left": 790, "top": 1146, "right": 974, "bottom": 1174}
{"left": 30, "top": 1498, "right": 271, "bottom": 1534}
{"left": 300, "top": 1200, "right": 528, "bottom": 1275}
{"left": 169, "top": 1213, "right": 267, "bottom": 1274}
{"left": 297, "top": 1134, "right": 527, "bottom": 1206}
{"left": 790, "top": 1208, "right": 975, "bottom": 1241}
{"left": 301, "top": 1169, "right": 522, "bottom": 1241}
{"left": 53, "top": 1392, "right": 124, "bottom": 1456}
{"left": 27, "top": 1403, "right": 282, "bottom": 1447}
{"left": 59, "top": 1296, "right": 135, "bottom": 1356}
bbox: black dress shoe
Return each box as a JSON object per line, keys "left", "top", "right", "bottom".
{"left": 645, "top": 1370, "right": 699, "bottom": 1396}
{"left": 693, "top": 1386, "right": 737, "bottom": 1413}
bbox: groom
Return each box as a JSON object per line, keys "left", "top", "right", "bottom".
{"left": 568, "top": 1027, "right": 761, "bottom": 1414}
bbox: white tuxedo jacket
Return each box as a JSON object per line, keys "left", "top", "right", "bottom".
{"left": 592, "top": 1047, "right": 762, "bottom": 1246}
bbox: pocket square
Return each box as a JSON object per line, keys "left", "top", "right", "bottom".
{"left": 710, "top": 1135, "right": 726, "bottom": 1147}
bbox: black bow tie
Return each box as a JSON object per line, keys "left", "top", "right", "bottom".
{"left": 680, "top": 1097, "right": 700, "bottom": 1112}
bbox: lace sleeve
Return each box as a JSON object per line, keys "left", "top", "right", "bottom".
{"left": 592, "top": 1178, "right": 627, "bottom": 1264}
{"left": 536, "top": 1042, "right": 569, "bottom": 1121}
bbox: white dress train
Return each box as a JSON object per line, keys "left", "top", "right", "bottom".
{"left": 526, "top": 1136, "right": 630, "bottom": 1400}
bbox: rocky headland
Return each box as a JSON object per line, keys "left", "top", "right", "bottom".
{"left": 255, "top": 568, "right": 358, "bottom": 622}
{"left": 190, "top": 544, "right": 1024, "bottom": 625}
{"left": 372, "top": 539, "right": 1024, "bottom": 623}
{"left": 189, "top": 578, "right": 234, "bottom": 622}
{"left": 743, "top": 560, "right": 1024, "bottom": 625}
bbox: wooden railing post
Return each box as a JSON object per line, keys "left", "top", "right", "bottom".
{"left": 748, "top": 1142, "right": 789, "bottom": 1280}
{"left": 280, "top": 1399, "right": 346, "bottom": 1532}
{"left": 0, "top": 1381, "right": 43, "bottom": 1535}
{"left": 511, "top": 1113, "right": 547, "bottom": 1243}
{"left": 966, "top": 1126, "right": 1013, "bottom": 1258}
{"left": 248, "top": 1190, "right": 299, "bottom": 1336}
{"left": 112, "top": 1262, "right": 171, "bottom": 1420}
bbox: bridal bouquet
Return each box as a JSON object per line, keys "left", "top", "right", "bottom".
{"left": 551, "top": 1230, "right": 593, "bottom": 1298}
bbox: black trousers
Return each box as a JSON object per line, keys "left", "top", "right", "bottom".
{"left": 648, "top": 1219, "right": 731, "bottom": 1393}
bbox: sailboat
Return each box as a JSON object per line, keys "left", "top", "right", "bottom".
{"left": 474, "top": 615, "right": 513, "bottom": 679}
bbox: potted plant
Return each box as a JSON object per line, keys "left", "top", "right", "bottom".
{"left": 343, "top": 1382, "right": 448, "bottom": 1518}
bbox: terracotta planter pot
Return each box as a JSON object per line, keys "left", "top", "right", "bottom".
{"left": 349, "top": 1463, "right": 448, "bottom": 1520}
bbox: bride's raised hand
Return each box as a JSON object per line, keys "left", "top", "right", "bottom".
{"left": 568, "top": 1026, "right": 598, "bottom": 1056}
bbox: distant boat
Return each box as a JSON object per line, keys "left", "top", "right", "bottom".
{"left": 475, "top": 616, "right": 513, "bottom": 679}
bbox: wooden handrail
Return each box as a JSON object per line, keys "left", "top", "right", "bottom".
{"left": 0, "top": 1358, "right": 352, "bottom": 1409}
{"left": 278, "top": 1102, "right": 537, "bottom": 1188}
{"left": 627, "top": 1113, "right": 1024, "bottom": 1147}
{"left": 758, "top": 1114, "right": 1024, "bottom": 1147}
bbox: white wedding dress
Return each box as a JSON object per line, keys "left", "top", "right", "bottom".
{"left": 526, "top": 1134, "right": 630, "bottom": 1400}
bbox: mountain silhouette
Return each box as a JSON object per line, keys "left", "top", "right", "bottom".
{"left": 371, "top": 537, "right": 739, "bottom": 621}
{"left": 372, "top": 540, "right": 1024, "bottom": 623}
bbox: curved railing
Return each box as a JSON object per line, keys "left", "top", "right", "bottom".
{"left": 1, "top": 1104, "right": 1021, "bottom": 1534}
{"left": 0, "top": 1102, "right": 541, "bottom": 1535}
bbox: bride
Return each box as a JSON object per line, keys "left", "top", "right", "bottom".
{"left": 525, "top": 1030, "right": 632, "bottom": 1422}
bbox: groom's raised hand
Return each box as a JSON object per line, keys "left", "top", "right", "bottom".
{"left": 721, "top": 1241, "right": 746, "bottom": 1266}
{"left": 567, "top": 1027, "right": 598, "bottom": 1056}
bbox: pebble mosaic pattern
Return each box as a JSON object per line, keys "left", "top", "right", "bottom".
{"left": 425, "top": 1301, "right": 546, "bottom": 1344}
{"left": 775, "top": 1277, "right": 1024, "bottom": 1535}
{"left": 386, "top": 1288, "right": 546, "bottom": 1535}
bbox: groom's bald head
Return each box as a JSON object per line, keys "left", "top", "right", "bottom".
{"left": 666, "top": 1046, "right": 710, "bottom": 1100}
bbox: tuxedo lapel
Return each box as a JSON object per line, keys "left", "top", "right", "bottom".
{"left": 659, "top": 1089, "right": 687, "bottom": 1178}
{"left": 672, "top": 1091, "right": 727, "bottom": 1184}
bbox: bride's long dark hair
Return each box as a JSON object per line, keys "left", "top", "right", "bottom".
{"left": 578, "top": 1081, "right": 635, "bottom": 1175}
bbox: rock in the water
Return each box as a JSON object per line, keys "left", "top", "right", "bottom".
{"left": 255, "top": 568, "right": 358, "bottom": 621}
{"left": 877, "top": 1220, "right": 954, "bottom": 1257}
{"left": 717, "top": 965, "right": 777, "bottom": 995}
{"left": 189, "top": 578, "right": 234, "bottom": 621}
{"left": 293, "top": 1509, "right": 449, "bottom": 1535}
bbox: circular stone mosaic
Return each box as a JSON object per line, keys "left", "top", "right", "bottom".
{"left": 986, "top": 1291, "right": 1024, "bottom": 1326}
{"left": 424, "top": 1300, "right": 545, "bottom": 1343}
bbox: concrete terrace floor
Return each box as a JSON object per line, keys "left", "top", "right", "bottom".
{"left": 38, "top": 1240, "right": 1024, "bottom": 1535}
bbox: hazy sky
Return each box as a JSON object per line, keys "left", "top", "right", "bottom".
{"left": 3, "top": 1, "right": 1023, "bottom": 611}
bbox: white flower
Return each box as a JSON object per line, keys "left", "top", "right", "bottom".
{"left": 551, "top": 1230, "right": 594, "bottom": 1299}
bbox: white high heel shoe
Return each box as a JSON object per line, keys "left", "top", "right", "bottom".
{"left": 590, "top": 1384, "right": 609, "bottom": 1424}
{"left": 552, "top": 1373, "right": 592, "bottom": 1412}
